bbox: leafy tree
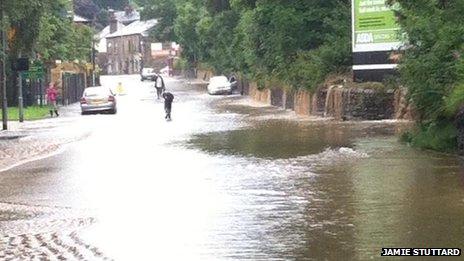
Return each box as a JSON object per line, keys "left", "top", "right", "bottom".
{"left": 229, "top": 0, "right": 351, "bottom": 89}
{"left": 2, "top": 0, "right": 65, "bottom": 103}
{"left": 93, "top": 0, "right": 129, "bottom": 10}
{"left": 3, "top": 0, "right": 53, "bottom": 54}
{"left": 394, "top": 0, "right": 464, "bottom": 150}
{"left": 139, "top": 0, "right": 352, "bottom": 88}
{"left": 35, "top": 0, "right": 93, "bottom": 63}
{"left": 1, "top": 0, "right": 94, "bottom": 103}
{"left": 74, "top": 0, "right": 101, "bottom": 19}
{"left": 137, "top": 0, "right": 177, "bottom": 41}
{"left": 174, "top": 2, "right": 206, "bottom": 67}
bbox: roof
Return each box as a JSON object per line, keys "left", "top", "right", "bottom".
{"left": 106, "top": 19, "right": 158, "bottom": 38}
{"left": 95, "top": 22, "right": 126, "bottom": 40}
{"left": 73, "top": 15, "right": 90, "bottom": 23}
{"left": 114, "top": 10, "right": 140, "bottom": 24}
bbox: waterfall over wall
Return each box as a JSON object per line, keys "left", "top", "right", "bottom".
{"left": 243, "top": 80, "right": 414, "bottom": 121}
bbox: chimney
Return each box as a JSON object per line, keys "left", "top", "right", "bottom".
{"left": 124, "top": 6, "right": 133, "bottom": 16}
{"left": 109, "top": 9, "right": 118, "bottom": 33}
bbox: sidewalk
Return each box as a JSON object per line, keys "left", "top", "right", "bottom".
{"left": 0, "top": 121, "right": 26, "bottom": 140}
{"left": 0, "top": 103, "right": 85, "bottom": 172}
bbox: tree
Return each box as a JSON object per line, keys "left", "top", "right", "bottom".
{"left": 2, "top": 0, "right": 63, "bottom": 104}
{"left": 137, "top": 0, "right": 178, "bottom": 42}
{"left": 394, "top": 0, "right": 464, "bottom": 151}
{"left": 36, "top": 13, "right": 93, "bottom": 63}
{"left": 74, "top": 0, "right": 101, "bottom": 19}
{"left": 93, "top": 0, "right": 129, "bottom": 10}
{"left": 174, "top": 2, "right": 205, "bottom": 67}
{"left": 228, "top": 0, "right": 351, "bottom": 89}
{"left": 1, "top": 0, "right": 94, "bottom": 104}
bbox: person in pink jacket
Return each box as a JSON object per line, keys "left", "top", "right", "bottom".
{"left": 46, "top": 83, "right": 59, "bottom": 117}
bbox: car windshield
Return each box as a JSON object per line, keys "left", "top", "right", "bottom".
{"left": 210, "top": 76, "right": 229, "bottom": 84}
{"left": 143, "top": 68, "right": 154, "bottom": 74}
{"left": 84, "top": 87, "right": 111, "bottom": 97}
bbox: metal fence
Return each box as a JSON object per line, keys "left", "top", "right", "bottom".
{"left": 23, "top": 78, "right": 45, "bottom": 107}
{"left": 62, "top": 72, "right": 85, "bottom": 105}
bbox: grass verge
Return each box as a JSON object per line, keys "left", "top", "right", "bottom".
{"left": 0, "top": 106, "right": 51, "bottom": 121}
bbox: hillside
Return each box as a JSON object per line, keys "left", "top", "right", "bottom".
{"left": 73, "top": 0, "right": 130, "bottom": 25}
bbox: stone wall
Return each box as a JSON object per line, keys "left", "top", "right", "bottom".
{"left": 197, "top": 70, "right": 214, "bottom": 81}
{"left": 248, "top": 81, "right": 412, "bottom": 121}
{"left": 394, "top": 88, "right": 415, "bottom": 120}
{"left": 294, "top": 90, "right": 311, "bottom": 116}
{"left": 349, "top": 89, "right": 394, "bottom": 120}
{"left": 249, "top": 83, "right": 271, "bottom": 104}
{"left": 456, "top": 107, "right": 464, "bottom": 155}
{"left": 311, "top": 90, "right": 327, "bottom": 116}
{"left": 270, "top": 88, "right": 284, "bottom": 107}
{"left": 283, "top": 90, "right": 295, "bottom": 110}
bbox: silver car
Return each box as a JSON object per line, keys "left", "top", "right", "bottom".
{"left": 80, "top": 86, "right": 117, "bottom": 115}
{"left": 207, "top": 76, "right": 233, "bottom": 95}
{"left": 141, "top": 68, "right": 157, "bottom": 81}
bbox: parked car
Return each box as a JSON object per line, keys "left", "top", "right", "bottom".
{"left": 80, "top": 86, "right": 117, "bottom": 115}
{"left": 207, "top": 76, "right": 233, "bottom": 95}
{"left": 141, "top": 68, "right": 157, "bottom": 81}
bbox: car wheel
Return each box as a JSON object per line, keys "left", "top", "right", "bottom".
{"left": 109, "top": 108, "right": 117, "bottom": 114}
{"left": 81, "top": 111, "right": 87, "bottom": 115}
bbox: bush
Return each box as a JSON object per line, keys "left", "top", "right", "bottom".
{"left": 407, "top": 121, "right": 458, "bottom": 152}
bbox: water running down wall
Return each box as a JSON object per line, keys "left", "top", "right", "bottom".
{"left": 249, "top": 84, "right": 413, "bottom": 121}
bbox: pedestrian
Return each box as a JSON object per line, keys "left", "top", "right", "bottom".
{"left": 46, "top": 82, "right": 59, "bottom": 117}
{"left": 116, "top": 82, "right": 125, "bottom": 95}
{"left": 154, "top": 74, "right": 165, "bottom": 99}
{"left": 162, "top": 92, "right": 174, "bottom": 121}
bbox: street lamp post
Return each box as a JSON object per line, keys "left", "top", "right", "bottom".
{"left": 18, "top": 69, "right": 23, "bottom": 122}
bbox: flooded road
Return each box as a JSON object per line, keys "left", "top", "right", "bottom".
{"left": 0, "top": 75, "right": 463, "bottom": 260}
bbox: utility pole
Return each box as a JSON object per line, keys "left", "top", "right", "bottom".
{"left": 1, "top": 4, "right": 8, "bottom": 130}
{"left": 18, "top": 69, "right": 23, "bottom": 122}
{"left": 91, "top": 16, "right": 96, "bottom": 86}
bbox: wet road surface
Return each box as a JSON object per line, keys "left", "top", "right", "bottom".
{"left": 0, "top": 75, "right": 463, "bottom": 260}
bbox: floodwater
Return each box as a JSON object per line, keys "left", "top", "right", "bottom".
{"left": 186, "top": 107, "right": 464, "bottom": 260}
{"left": 0, "top": 75, "right": 463, "bottom": 260}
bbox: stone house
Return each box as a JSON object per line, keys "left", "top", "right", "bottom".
{"left": 104, "top": 16, "right": 157, "bottom": 75}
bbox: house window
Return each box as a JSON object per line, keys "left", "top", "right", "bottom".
{"left": 128, "top": 40, "right": 134, "bottom": 53}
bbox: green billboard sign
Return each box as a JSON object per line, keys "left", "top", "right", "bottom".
{"left": 21, "top": 66, "right": 44, "bottom": 80}
{"left": 353, "top": 0, "right": 401, "bottom": 52}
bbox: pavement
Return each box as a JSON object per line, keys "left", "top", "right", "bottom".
{"left": 0, "top": 104, "right": 90, "bottom": 172}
